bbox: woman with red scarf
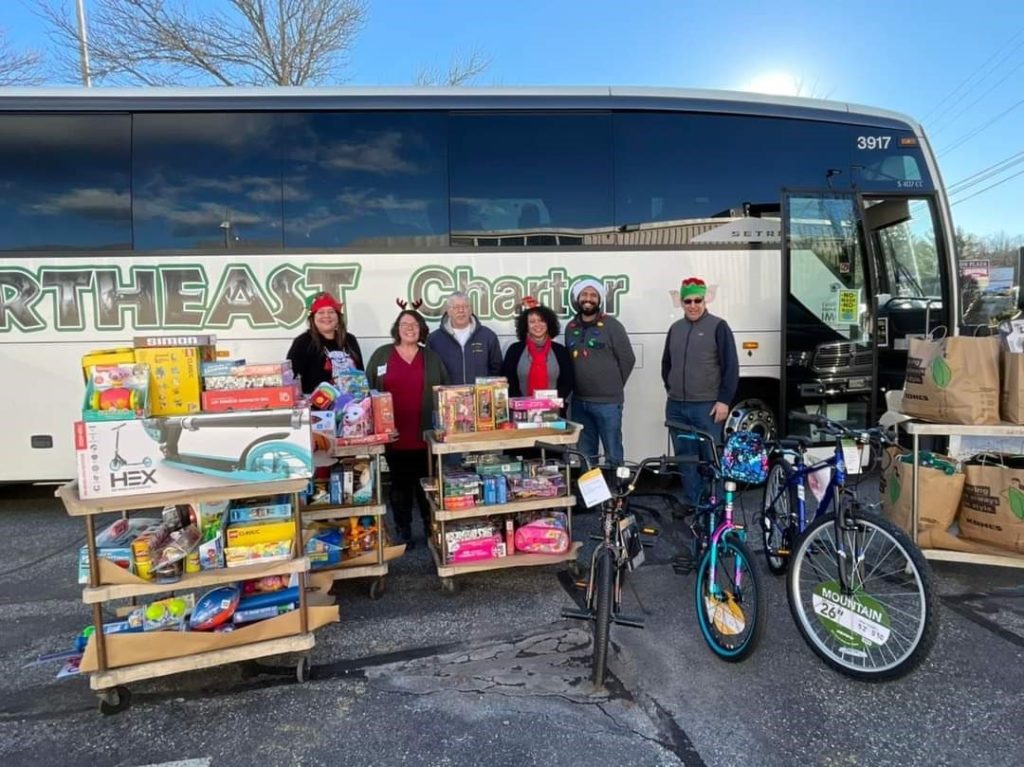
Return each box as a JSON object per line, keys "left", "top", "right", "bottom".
{"left": 500, "top": 300, "right": 574, "bottom": 407}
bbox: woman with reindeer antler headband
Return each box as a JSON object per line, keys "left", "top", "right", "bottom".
{"left": 366, "top": 299, "right": 449, "bottom": 547}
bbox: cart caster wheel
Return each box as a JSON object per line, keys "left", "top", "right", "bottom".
{"left": 98, "top": 686, "right": 131, "bottom": 715}
{"left": 296, "top": 656, "right": 312, "bottom": 684}
{"left": 440, "top": 577, "right": 457, "bottom": 595}
{"left": 369, "top": 577, "right": 386, "bottom": 600}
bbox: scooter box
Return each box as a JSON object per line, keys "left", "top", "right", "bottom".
{"left": 74, "top": 407, "right": 313, "bottom": 500}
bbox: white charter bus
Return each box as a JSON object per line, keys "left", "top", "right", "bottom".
{"left": 0, "top": 87, "right": 960, "bottom": 483}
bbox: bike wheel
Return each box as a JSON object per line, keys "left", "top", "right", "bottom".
{"left": 787, "top": 511, "right": 937, "bottom": 681}
{"left": 591, "top": 547, "right": 615, "bottom": 686}
{"left": 694, "top": 536, "right": 765, "bottom": 661}
{"left": 761, "top": 459, "right": 797, "bottom": 575}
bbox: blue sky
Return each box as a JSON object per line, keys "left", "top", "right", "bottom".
{"left": 3, "top": 0, "right": 1022, "bottom": 239}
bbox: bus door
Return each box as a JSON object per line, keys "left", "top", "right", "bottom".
{"left": 782, "top": 192, "right": 878, "bottom": 435}
{"left": 859, "top": 195, "right": 950, "bottom": 396}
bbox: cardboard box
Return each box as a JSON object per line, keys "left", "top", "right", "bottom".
{"left": 226, "top": 519, "right": 295, "bottom": 546}
{"left": 134, "top": 347, "right": 203, "bottom": 416}
{"left": 81, "top": 348, "right": 136, "bottom": 381}
{"left": 133, "top": 334, "right": 217, "bottom": 349}
{"left": 201, "top": 385, "right": 300, "bottom": 412}
{"left": 225, "top": 538, "right": 293, "bottom": 568}
{"left": 73, "top": 408, "right": 313, "bottom": 500}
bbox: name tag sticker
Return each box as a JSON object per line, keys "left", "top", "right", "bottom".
{"left": 377, "top": 364, "right": 387, "bottom": 376}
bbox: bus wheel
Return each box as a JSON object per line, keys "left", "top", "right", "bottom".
{"left": 725, "top": 398, "right": 777, "bottom": 441}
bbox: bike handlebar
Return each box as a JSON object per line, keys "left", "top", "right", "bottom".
{"left": 533, "top": 441, "right": 694, "bottom": 498}
{"left": 786, "top": 413, "right": 895, "bottom": 447}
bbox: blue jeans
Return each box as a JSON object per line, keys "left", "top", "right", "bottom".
{"left": 666, "top": 399, "right": 721, "bottom": 506}
{"left": 571, "top": 399, "right": 624, "bottom": 466}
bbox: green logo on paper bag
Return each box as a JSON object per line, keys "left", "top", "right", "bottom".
{"left": 1009, "top": 486, "right": 1024, "bottom": 521}
{"left": 888, "top": 476, "right": 902, "bottom": 504}
{"left": 930, "top": 358, "right": 952, "bottom": 388}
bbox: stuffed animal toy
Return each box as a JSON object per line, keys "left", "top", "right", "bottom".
{"left": 342, "top": 397, "right": 373, "bottom": 438}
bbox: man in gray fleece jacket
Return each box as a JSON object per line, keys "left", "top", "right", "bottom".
{"left": 662, "top": 277, "right": 739, "bottom": 507}
{"left": 565, "top": 279, "right": 636, "bottom": 465}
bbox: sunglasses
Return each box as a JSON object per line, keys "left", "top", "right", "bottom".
{"left": 683, "top": 298, "right": 704, "bottom": 305}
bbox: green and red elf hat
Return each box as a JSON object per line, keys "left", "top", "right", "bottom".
{"left": 680, "top": 277, "right": 707, "bottom": 300}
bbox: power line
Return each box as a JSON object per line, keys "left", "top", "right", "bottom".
{"left": 939, "top": 98, "right": 1024, "bottom": 156}
{"left": 926, "top": 25, "right": 1024, "bottom": 132}
{"left": 948, "top": 150, "right": 1024, "bottom": 194}
{"left": 950, "top": 166, "right": 1024, "bottom": 205}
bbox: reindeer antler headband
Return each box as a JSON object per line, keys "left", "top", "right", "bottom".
{"left": 395, "top": 298, "right": 424, "bottom": 311}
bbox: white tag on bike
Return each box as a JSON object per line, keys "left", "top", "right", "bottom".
{"left": 577, "top": 468, "right": 611, "bottom": 508}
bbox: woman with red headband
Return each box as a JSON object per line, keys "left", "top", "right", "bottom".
{"left": 286, "top": 292, "right": 364, "bottom": 394}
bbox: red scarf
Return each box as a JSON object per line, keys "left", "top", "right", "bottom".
{"left": 526, "top": 338, "right": 552, "bottom": 396}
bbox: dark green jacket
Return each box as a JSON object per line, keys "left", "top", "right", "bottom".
{"left": 366, "top": 344, "right": 449, "bottom": 435}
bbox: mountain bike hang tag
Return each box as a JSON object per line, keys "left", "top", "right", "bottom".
{"left": 577, "top": 468, "right": 611, "bottom": 508}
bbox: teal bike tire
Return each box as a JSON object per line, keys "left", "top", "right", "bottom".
{"left": 694, "top": 536, "right": 765, "bottom": 662}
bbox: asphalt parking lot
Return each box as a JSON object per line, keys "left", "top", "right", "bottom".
{"left": 0, "top": 480, "right": 1021, "bottom": 767}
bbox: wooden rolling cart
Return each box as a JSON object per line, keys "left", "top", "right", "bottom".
{"left": 56, "top": 477, "right": 337, "bottom": 714}
{"left": 902, "top": 420, "right": 1024, "bottom": 570}
{"left": 301, "top": 441, "right": 401, "bottom": 600}
{"left": 425, "top": 424, "right": 583, "bottom": 593}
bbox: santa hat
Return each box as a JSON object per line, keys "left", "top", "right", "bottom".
{"left": 307, "top": 292, "right": 342, "bottom": 316}
{"left": 569, "top": 279, "right": 605, "bottom": 313}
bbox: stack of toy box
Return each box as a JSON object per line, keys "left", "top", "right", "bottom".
{"left": 308, "top": 371, "right": 397, "bottom": 447}
{"left": 223, "top": 497, "right": 295, "bottom": 568}
{"left": 200, "top": 359, "right": 300, "bottom": 412}
{"left": 132, "top": 334, "right": 217, "bottom": 416}
{"left": 432, "top": 378, "right": 512, "bottom": 441}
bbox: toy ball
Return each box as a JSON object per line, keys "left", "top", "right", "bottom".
{"left": 190, "top": 586, "right": 240, "bottom": 631}
{"left": 94, "top": 386, "right": 138, "bottom": 411}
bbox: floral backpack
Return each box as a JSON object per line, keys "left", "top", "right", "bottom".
{"left": 721, "top": 431, "right": 769, "bottom": 484}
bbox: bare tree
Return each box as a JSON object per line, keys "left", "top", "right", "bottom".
{"left": 38, "top": 0, "right": 367, "bottom": 86}
{"left": 0, "top": 29, "right": 44, "bottom": 86}
{"left": 414, "top": 49, "right": 490, "bottom": 87}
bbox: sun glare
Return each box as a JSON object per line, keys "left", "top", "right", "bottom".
{"left": 745, "top": 72, "right": 800, "bottom": 96}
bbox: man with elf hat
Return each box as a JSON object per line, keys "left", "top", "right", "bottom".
{"left": 565, "top": 278, "right": 636, "bottom": 466}
{"left": 662, "top": 277, "right": 739, "bottom": 509}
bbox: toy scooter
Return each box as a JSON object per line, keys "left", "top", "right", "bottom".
{"left": 142, "top": 408, "right": 311, "bottom": 481}
{"left": 109, "top": 423, "right": 153, "bottom": 471}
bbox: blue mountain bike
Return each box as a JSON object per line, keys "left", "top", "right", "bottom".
{"left": 761, "top": 412, "right": 937, "bottom": 680}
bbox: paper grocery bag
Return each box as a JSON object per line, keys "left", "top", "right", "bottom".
{"left": 1000, "top": 349, "right": 1024, "bottom": 424}
{"left": 902, "top": 332, "right": 1000, "bottom": 424}
{"left": 958, "top": 457, "right": 1024, "bottom": 554}
{"left": 881, "top": 447, "right": 964, "bottom": 538}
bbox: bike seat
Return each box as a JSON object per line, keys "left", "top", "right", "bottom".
{"left": 778, "top": 436, "right": 812, "bottom": 451}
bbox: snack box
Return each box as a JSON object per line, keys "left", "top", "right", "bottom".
{"left": 225, "top": 519, "right": 295, "bottom": 547}
{"left": 225, "top": 539, "right": 293, "bottom": 568}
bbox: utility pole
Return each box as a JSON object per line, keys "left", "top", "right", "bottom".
{"left": 75, "top": 0, "right": 91, "bottom": 87}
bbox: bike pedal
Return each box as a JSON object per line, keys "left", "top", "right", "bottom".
{"left": 641, "top": 527, "right": 659, "bottom": 536}
{"left": 777, "top": 548, "right": 790, "bottom": 556}
{"left": 561, "top": 608, "right": 592, "bottom": 621}
{"left": 612, "top": 613, "right": 645, "bottom": 629}
{"left": 672, "top": 557, "right": 695, "bottom": 575}
{"left": 573, "top": 579, "right": 588, "bottom": 590}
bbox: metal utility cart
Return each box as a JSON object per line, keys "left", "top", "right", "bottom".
{"left": 56, "top": 477, "right": 335, "bottom": 714}
{"left": 300, "top": 441, "right": 396, "bottom": 600}
{"left": 902, "top": 420, "right": 1024, "bottom": 570}
{"left": 425, "top": 424, "right": 583, "bottom": 593}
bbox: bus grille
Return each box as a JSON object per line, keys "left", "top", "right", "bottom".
{"left": 812, "top": 342, "right": 872, "bottom": 374}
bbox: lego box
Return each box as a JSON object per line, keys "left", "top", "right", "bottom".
{"left": 133, "top": 347, "right": 204, "bottom": 416}
{"left": 73, "top": 407, "right": 313, "bottom": 500}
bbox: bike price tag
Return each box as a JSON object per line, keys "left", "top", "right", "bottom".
{"left": 577, "top": 468, "right": 612, "bottom": 508}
